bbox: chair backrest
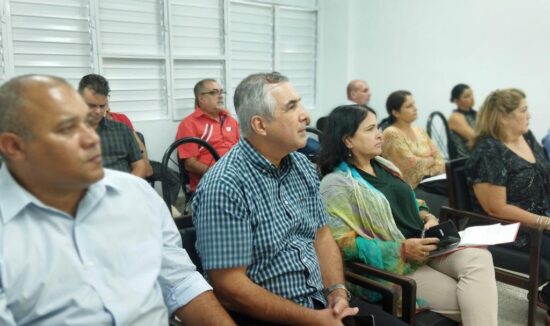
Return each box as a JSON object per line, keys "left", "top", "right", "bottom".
{"left": 299, "top": 127, "right": 323, "bottom": 163}
{"left": 306, "top": 126, "right": 322, "bottom": 138}
{"left": 445, "top": 157, "right": 472, "bottom": 211}
{"left": 316, "top": 116, "right": 328, "bottom": 132}
{"left": 426, "top": 111, "right": 456, "bottom": 161}
{"left": 174, "top": 216, "right": 203, "bottom": 274}
{"left": 160, "top": 137, "right": 221, "bottom": 210}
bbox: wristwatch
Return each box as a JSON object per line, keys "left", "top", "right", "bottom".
{"left": 323, "top": 283, "right": 351, "bottom": 301}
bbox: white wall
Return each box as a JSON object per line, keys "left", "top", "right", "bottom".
{"left": 316, "top": 0, "right": 352, "bottom": 119}
{"left": 318, "top": 0, "right": 550, "bottom": 140}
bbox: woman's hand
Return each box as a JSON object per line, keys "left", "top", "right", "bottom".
{"left": 423, "top": 214, "right": 439, "bottom": 230}
{"left": 403, "top": 238, "right": 439, "bottom": 262}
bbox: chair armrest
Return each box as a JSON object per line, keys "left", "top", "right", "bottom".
{"left": 440, "top": 206, "right": 542, "bottom": 236}
{"left": 344, "top": 270, "right": 397, "bottom": 316}
{"left": 346, "top": 262, "right": 417, "bottom": 324}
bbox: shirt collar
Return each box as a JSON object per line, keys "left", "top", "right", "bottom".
{"left": 97, "top": 117, "right": 109, "bottom": 130}
{"left": 192, "top": 106, "right": 230, "bottom": 120}
{"left": 238, "top": 138, "right": 293, "bottom": 176}
{"left": 0, "top": 166, "right": 120, "bottom": 224}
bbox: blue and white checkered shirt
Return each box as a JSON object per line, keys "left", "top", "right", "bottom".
{"left": 193, "top": 138, "right": 328, "bottom": 308}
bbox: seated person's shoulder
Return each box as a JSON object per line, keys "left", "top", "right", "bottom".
{"left": 103, "top": 168, "right": 154, "bottom": 192}
{"left": 108, "top": 119, "right": 134, "bottom": 133}
{"left": 448, "top": 111, "right": 464, "bottom": 122}
{"left": 197, "top": 145, "right": 243, "bottom": 182}
{"left": 471, "top": 137, "right": 499, "bottom": 154}
{"left": 382, "top": 125, "right": 399, "bottom": 136}
{"left": 320, "top": 170, "right": 349, "bottom": 191}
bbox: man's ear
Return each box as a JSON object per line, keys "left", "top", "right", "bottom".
{"left": 250, "top": 115, "right": 267, "bottom": 136}
{"left": 0, "top": 133, "right": 27, "bottom": 162}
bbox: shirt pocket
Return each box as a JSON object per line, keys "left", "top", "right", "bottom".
{"left": 293, "top": 195, "right": 323, "bottom": 238}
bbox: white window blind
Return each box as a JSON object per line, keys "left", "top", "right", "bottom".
{"left": 98, "top": 0, "right": 168, "bottom": 119}
{"left": 278, "top": 8, "right": 316, "bottom": 108}
{"left": 229, "top": 2, "right": 273, "bottom": 95}
{"left": 173, "top": 60, "right": 224, "bottom": 119}
{"left": 170, "top": 0, "right": 223, "bottom": 57}
{"left": 254, "top": 0, "right": 317, "bottom": 8}
{"left": 98, "top": 0, "right": 165, "bottom": 56}
{"left": 102, "top": 58, "right": 168, "bottom": 120}
{"left": 9, "top": 0, "right": 93, "bottom": 86}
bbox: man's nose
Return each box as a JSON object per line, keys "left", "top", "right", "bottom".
{"left": 81, "top": 124, "right": 100, "bottom": 146}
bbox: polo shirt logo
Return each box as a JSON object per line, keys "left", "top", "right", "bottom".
{"left": 226, "top": 126, "right": 232, "bottom": 132}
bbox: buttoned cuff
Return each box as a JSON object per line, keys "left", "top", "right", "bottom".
{"left": 165, "top": 271, "right": 213, "bottom": 315}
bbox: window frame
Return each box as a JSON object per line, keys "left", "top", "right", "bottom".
{"left": 0, "top": 0, "right": 319, "bottom": 121}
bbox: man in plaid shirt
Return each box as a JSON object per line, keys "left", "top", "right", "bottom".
{"left": 193, "top": 72, "right": 403, "bottom": 325}
{"left": 78, "top": 74, "right": 147, "bottom": 178}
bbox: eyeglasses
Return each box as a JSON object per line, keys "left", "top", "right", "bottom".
{"left": 200, "top": 89, "right": 226, "bottom": 96}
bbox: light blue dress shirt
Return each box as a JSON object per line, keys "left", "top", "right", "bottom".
{"left": 0, "top": 166, "right": 211, "bottom": 325}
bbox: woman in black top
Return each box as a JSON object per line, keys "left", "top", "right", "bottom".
{"left": 465, "top": 88, "right": 550, "bottom": 315}
{"left": 448, "top": 84, "right": 476, "bottom": 158}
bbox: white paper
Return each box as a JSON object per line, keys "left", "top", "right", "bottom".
{"left": 458, "top": 223, "right": 520, "bottom": 246}
{"left": 420, "top": 173, "right": 446, "bottom": 184}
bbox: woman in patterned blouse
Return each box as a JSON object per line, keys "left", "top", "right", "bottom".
{"left": 465, "top": 88, "right": 550, "bottom": 319}
{"left": 381, "top": 90, "right": 445, "bottom": 190}
{"left": 318, "top": 105, "right": 498, "bottom": 325}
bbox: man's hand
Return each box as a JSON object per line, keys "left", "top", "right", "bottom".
{"left": 327, "top": 289, "right": 358, "bottom": 319}
{"left": 306, "top": 307, "right": 359, "bottom": 326}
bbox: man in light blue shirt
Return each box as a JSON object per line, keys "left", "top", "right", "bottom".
{"left": 0, "top": 75, "right": 235, "bottom": 325}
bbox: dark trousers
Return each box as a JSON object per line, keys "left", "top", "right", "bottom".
{"left": 228, "top": 296, "right": 407, "bottom": 326}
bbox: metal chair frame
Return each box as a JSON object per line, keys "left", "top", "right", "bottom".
{"left": 160, "top": 137, "right": 220, "bottom": 210}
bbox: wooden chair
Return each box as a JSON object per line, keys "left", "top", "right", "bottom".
{"left": 300, "top": 127, "right": 323, "bottom": 163}
{"left": 426, "top": 111, "right": 456, "bottom": 161}
{"left": 160, "top": 137, "right": 220, "bottom": 212}
{"left": 176, "top": 213, "right": 453, "bottom": 325}
{"left": 440, "top": 157, "right": 550, "bottom": 326}
{"left": 346, "top": 262, "right": 458, "bottom": 326}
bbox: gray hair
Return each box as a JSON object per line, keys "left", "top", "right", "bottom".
{"left": 233, "top": 72, "right": 288, "bottom": 136}
{"left": 0, "top": 74, "right": 70, "bottom": 141}
{"left": 194, "top": 78, "right": 218, "bottom": 107}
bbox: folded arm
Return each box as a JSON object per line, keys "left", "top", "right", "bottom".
{"left": 473, "top": 183, "right": 549, "bottom": 229}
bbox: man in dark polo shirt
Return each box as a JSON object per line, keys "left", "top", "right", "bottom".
{"left": 78, "top": 74, "right": 146, "bottom": 178}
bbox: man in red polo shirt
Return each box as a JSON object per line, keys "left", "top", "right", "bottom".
{"left": 176, "top": 79, "right": 239, "bottom": 192}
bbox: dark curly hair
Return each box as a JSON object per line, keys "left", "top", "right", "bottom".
{"left": 318, "top": 105, "right": 376, "bottom": 176}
